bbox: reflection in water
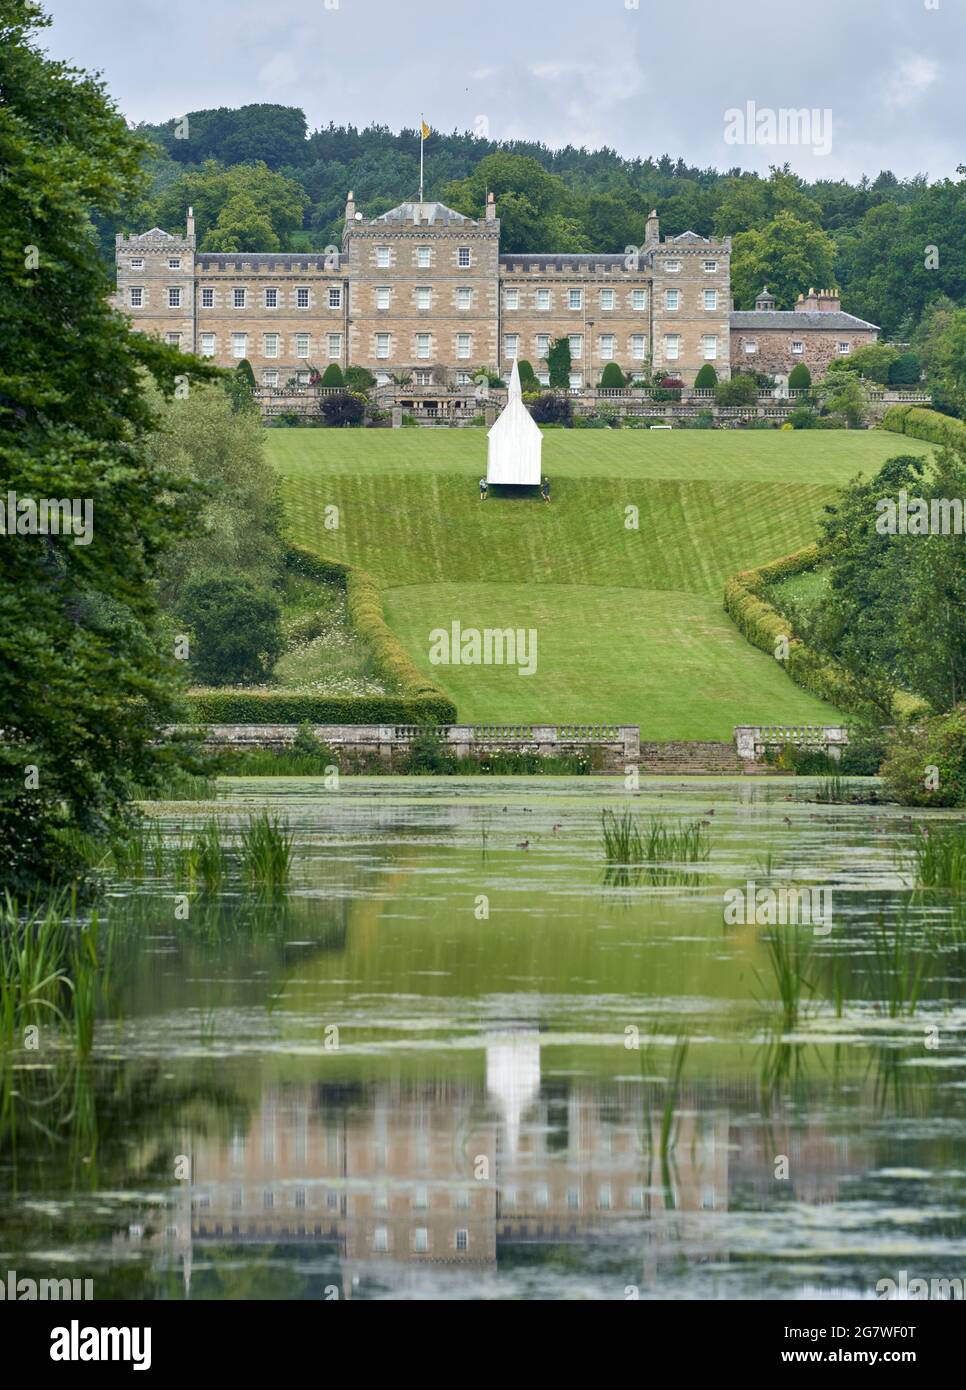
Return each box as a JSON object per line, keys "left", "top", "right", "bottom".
{"left": 2, "top": 778, "right": 965, "bottom": 1299}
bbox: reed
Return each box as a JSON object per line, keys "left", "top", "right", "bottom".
{"left": 601, "top": 811, "right": 710, "bottom": 865}
{"left": 758, "top": 927, "right": 814, "bottom": 1030}
{"left": 910, "top": 824, "right": 966, "bottom": 890}
{"left": 172, "top": 819, "right": 229, "bottom": 892}
{"left": 239, "top": 812, "right": 294, "bottom": 889}
{"left": 868, "top": 909, "right": 930, "bottom": 1018}
{"left": 814, "top": 773, "right": 851, "bottom": 804}
{"left": 0, "top": 895, "right": 103, "bottom": 1057}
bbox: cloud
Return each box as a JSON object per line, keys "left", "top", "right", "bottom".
{"left": 886, "top": 54, "right": 940, "bottom": 109}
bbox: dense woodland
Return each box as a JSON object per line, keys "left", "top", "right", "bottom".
{"left": 107, "top": 102, "right": 966, "bottom": 341}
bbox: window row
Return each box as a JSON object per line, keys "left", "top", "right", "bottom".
{"left": 503, "top": 333, "right": 649, "bottom": 361}
{"left": 195, "top": 332, "right": 343, "bottom": 360}
{"left": 128, "top": 286, "right": 341, "bottom": 310}
{"left": 373, "top": 245, "right": 473, "bottom": 269}
{"left": 371, "top": 1227, "right": 470, "bottom": 1253}
{"left": 658, "top": 259, "right": 719, "bottom": 274}
{"left": 503, "top": 287, "right": 648, "bottom": 312}
{"left": 661, "top": 289, "right": 720, "bottom": 311}
{"left": 742, "top": 339, "right": 852, "bottom": 356}
{"left": 661, "top": 334, "right": 720, "bottom": 362}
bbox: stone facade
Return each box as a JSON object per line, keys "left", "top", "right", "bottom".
{"left": 730, "top": 286, "right": 879, "bottom": 381}
{"left": 114, "top": 202, "right": 876, "bottom": 389}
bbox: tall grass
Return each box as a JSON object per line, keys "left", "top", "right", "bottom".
{"left": 239, "top": 812, "right": 294, "bottom": 889}
{"left": 601, "top": 811, "right": 710, "bottom": 864}
{"left": 757, "top": 928, "right": 814, "bottom": 1030}
{"left": 868, "top": 910, "right": 930, "bottom": 1018}
{"left": 0, "top": 895, "right": 104, "bottom": 1057}
{"left": 814, "top": 773, "right": 851, "bottom": 804}
{"left": 172, "top": 819, "right": 229, "bottom": 892}
{"left": 910, "top": 824, "right": 966, "bottom": 890}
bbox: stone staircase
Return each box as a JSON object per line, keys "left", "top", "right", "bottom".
{"left": 638, "top": 740, "right": 780, "bottom": 776}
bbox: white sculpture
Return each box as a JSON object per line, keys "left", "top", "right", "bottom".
{"left": 486, "top": 357, "right": 543, "bottom": 486}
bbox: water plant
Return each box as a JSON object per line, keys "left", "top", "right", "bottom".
{"left": 173, "top": 819, "right": 229, "bottom": 892}
{"left": 867, "top": 908, "right": 931, "bottom": 1018}
{"left": 601, "top": 811, "right": 710, "bottom": 865}
{"left": 0, "top": 895, "right": 105, "bottom": 1058}
{"left": 909, "top": 823, "right": 966, "bottom": 890}
{"left": 239, "top": 812, "right": 294, "bottom": 889}
{"left": 756, "top": 927, "right": 815, "bottom": 1030}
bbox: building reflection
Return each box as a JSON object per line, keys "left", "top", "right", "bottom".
{"left": 158, "top": 1031, "right": 864, "bottom": 1294}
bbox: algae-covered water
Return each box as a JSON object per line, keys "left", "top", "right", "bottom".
{"left": 2, "top": 777, "right": 964, "bottom": 1300}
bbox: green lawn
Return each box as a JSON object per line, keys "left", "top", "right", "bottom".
{"left": 267, "top": 428, "right": 930, "bottom": 739}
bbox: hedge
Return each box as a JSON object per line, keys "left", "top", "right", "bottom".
{"left": 882, "top": 405, "right": 966, "bottom": 448}
{"left": 723, "top": 544, "right": 866, "bottom": 715}
{"left": 184, "top": 543, "right": 457, "bottom": 724}
{"left": 183, "top": 689, "right": 456, "bottom": 724}
{"left": 724, "top": 545, "right": 927, "bottom": 721}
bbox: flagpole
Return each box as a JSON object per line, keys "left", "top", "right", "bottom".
{"left": 419, "top": 113, "right": 424, "bottom": 205}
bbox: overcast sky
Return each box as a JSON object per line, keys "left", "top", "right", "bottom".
{"left": 40, "top": 0, "right": 966, "bottom": 183}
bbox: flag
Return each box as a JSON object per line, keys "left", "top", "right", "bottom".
{"left": 421, "top": 120, "right": 430, "bottom": 141}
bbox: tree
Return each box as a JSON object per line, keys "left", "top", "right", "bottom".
{"left": 599, "top": 362, "right": 625, "bottom": 388}
{"left": 517, "top": 359, "right": 538, "bottom": 390}
{"left": 321, "top": 390, "right": 365, "bottom": 426}
{"left": 888, "top": 352, "right": 921, "bottom": 386}
{"left": 150, "top": 104, "right": 310, "bottom": 168}
{"left": 694, "top": 364, "right": 718, "bottom": 389}
{"left": 787, "top": 363, "right": 812, "bottom": 391}
{"left": 818, "top": 372, "right": 870, "bottom": 427}
{"left": 825, "top": 343, "right": 899, "bottom": 385}
{"left": 547, "top": 337, "right": 571, "bottom": 389}
{"left": 731, "top": 213, "right": 837, "bottom": 309}
{"left": 0, "top": 0, "right": 220, "bottom": 886}
{"left": 319, "top": 363, "right": 345, "bottom": 387}
{"left": 179, "top": 574, "right": 283, "bottom": 685}
{"left": 144, "top": 381, "right": 284, "bottom": 609}
{"left": 149, "top": 159, "right": 308, "bottom": 250}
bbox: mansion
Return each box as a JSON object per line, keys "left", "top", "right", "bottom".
{"left": 114, "top": 196, "right": 878, "bottom": 389}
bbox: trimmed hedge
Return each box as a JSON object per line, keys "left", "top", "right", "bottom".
{"left": 184, "top": 689, "right": 456, "bottom": 724}
{"left": 184, "top": 543, "right": 457, "bottom": 724}
{"left": 882, "top": 405, "right": 966, "bottom": 448}
{"left": 723, "top": 544, "right": 865, "bottom": 715}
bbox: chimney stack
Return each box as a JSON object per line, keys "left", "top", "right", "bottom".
{"left": 345, "top": 190, "right": 356, "bottom": 222}
{"left": 644, "top": 209, "right": 660, "bottom": 249}
{"left": 486, "top": 191, "right": 496, "bottom": 221}
{"left": 186, "top": 205, "right": 195, "bottom": 243}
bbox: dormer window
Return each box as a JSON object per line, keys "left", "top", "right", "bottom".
{"left": 664, "top": 260, "right": 681, "bottom": 273}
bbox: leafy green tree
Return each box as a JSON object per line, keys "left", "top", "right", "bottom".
{"left": 149, "top": 104, "right": 310, "bottom": 168}
{"left": 517, "top": 359, "right": 538, "bottom": 389}
{"left": 693, "top": 364, "right": 718, "bottom": 389}
{"left": 818, "top": 372, "right": 870, "bottom": 427}
{"left": 888, "top": 352, "right": 921, "bottom": 386}
{"left": 731, "top": 213, "right": 837, "bottom": 309}
{"left": 599, "top": 362, "right": 625, "bottom": 388}
{"left": 787, "top": 363, "right": 812, "bottom": 391}
{"left": 319, "top": 363, "right": 345, "bottom": 387}
{"left": 179, "top": 574, "right": 283, "bottom": 685}
{"left": 825, "top": 343, "right": 899, "bottom": 385}
{"left": 442, "top": 153, "right": 576, "bottom": 253}
{"left": 714, "top": 169, "right": 823, "bottom": 238}
{"left": 547, "top": 337, "right": 571, "bottom": 388}
{"left": 150, "top": 159, "right": 308, "bottom": 249}
{"left": 144, "top": 381, "right": 283, "bottom": 609}
{"left": 0, "top": 0, "right": 220, "bottom": 885}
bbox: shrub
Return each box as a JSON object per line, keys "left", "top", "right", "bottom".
{"left": 715, "top": 374, "right": 759, "bottom": 406}
{"left": 517, "top": 359, "right": 538, "bottom": 389}
{"left": 321, "top": 390, "right": 365, "bottom": 427}
{"left": 788, "top": 406, "right": 817, "bottom": 429}
{"left": 179, "top": 574, "right": 283, "bottom": 686}
{"left": 344, "top": 365, "right": 376, "bottom": 392}
{"left": 529, "top": 392, "right": 572, "bottom": 425}
{"left": 185, "top": 689, "right": 456, "bottom": 724}
{"left": 599, "top": 362, "right": 625, "bottom": 389}
{"left": 693, "top": 364, "right": 718, "bottom": 389}
{"left": 402, "top": 726, "right": 456, "bottom": 774}
{"left": 787, "top": 363, "right": 812, "bottom": 391}
{"left": 235, "top": 358, "right": 257, "bottom": 389}
{"left": 319, "top": 363, "right": 345, "bottom": 387}
{"left": 880, "top": 706, "right": 966, "bottom": 807}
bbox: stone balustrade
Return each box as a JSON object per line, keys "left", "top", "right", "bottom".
{"left": 734, "top": 724, "right": 850, "bottom": 762}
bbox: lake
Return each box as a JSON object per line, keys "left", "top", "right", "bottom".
{"left": 2, "top": 776, "right": 964, "bottom": 1301}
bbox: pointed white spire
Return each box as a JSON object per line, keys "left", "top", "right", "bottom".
{"left": 507, "top": 356, "right": 522, "bottom": 401}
